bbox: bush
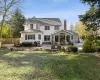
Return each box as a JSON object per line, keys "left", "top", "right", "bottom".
{"left": 67, "top": 45, "right": 78, "bottom": 52}
{"left": 82, "top": 39, "right": 96, "bottom": 53}
{"left": 61, "top": 46, "right": 66, "bottom": 52}
{"left": 22, "top": 42, "right": 32, "bottom": 47}
{"left": 0, "top": 46, "right": 7, "bottom": 50}
{"left": 97, "top": 46, "right": 100, "bottom": 52}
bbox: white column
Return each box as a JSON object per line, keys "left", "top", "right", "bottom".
{"left": 65, "top": 34, "right": 66, "bottom": 44}
{"left": 59, "top": 34, "right": 60, "bottom": 45}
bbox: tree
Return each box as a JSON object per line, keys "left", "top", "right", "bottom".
{"left": 75, "top": 21, "right": 92, "bottom": 39}
{"left": 0, "top": 0, "right": 22, "bottom": 40}
{"left": 80, "top": 0, "right": 100, "bottom": 51}
{"left": 2, "top": 24, "right": 10, "bottom": 38}
{"left": 9, "top": 8, "right": 25, "bottom": 38}
{"left": 79, "top": 0, "right": 100, "bottom": 33}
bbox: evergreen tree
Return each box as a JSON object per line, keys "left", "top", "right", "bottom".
{"left": 10, "top": 8, "right": 25, "bottom": 38}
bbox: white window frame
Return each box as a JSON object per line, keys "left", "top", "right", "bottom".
{"left": 38, "top": 34, "right": 41, "bottom": 40}
{"left": 30, "top": 24, "right": 33, "bottom": 29}
{"left": 25, "top": 34, "right": 35, "bottom": 40}
{"left": 44, "top": 35, "right": 50, "bottom": 41}
{"left": 45, "top": 26, "right": 50, "bottom": 30}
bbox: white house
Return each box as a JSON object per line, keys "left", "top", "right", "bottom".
{"left": 20, "top": 18, "right": 79, "bottom": 45}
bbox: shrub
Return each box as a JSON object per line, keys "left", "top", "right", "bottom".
{"left": 67, "top": 45, "right": 78, "bottom": 52}
{"left": 22, "top": 42, "right": 32, "bottom": 47}
{"left": 82, "top": 39, "right": 96, "bottom": 53}
{"left": 97, "top": 46, "right": 100, "bottom": 52}
{"left": 61, "top": 46, "right": 66, "bottom": 52}
{"left": 0, "top": 46, "right": 7, "bottom": 50}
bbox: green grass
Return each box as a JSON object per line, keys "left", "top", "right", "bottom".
{"left": 0, "top": 51, "right": 100, "bottom": 80}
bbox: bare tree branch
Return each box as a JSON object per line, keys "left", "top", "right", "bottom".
{"left": 0, "top": 0, "right": 22, "bottom": 43}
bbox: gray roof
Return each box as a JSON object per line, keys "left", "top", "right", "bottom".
{"left": 52, "top": 30, "right": 78, "bottom": 36}
{"left": 25, "top": 18, "right": 62, "bottom": 26}
{"left": 20, "top": 29, "right": 43, "bottom": 33}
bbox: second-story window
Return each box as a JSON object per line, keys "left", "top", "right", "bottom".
{"left": 55, "top": 26, "right": 59, "bottom": 30}
{"left": 30, "top": 24, "right": 33, "bottom": 29}
{"left": 38, "top": 34, "right": 41, "bottom": 40}
{"left": 45, "top": 26, "right": 50, "bottom": 30}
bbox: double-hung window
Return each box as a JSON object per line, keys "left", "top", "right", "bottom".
{"left": 25, "top": 34, "right": 35, "bottom": 40}
{"left": 38, "top": 34, "right": 41, "bottom": 40}
{"left": 30, "top": 24, "right": 33, "bottom": 29}
{"left": 44, "top": 35, "right": 50, "bottom": 41}
{"left": 45, "top": 26, "right": 50, "bottom": 30}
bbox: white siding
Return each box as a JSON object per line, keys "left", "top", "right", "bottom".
{"left": 21, "top": 22, "right": 79, "bottom": 44}
{"left": 20, "top": 33, "right": 43, "bottom": 44}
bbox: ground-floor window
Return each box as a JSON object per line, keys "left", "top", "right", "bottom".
{"left": 66, "top": 35, "right": 70, "bottom": 42}
{"left": 55, "top": 35, "right": 59, "bottom": 42}
{"left": 71, "top": 36, "right": 73, "bottom": 40}
{"left": 25, "top": 34, "right": 27, "bottom": 40}
{"left": 44, "top": 35, "right": 50, "bottom": 41}
{"left": 25, "top": 34, "right": 35, "bottom": 40}
{"left": 38, "top": 34, "right": 41, "bottom": 40}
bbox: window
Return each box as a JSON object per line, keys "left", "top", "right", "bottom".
{"left": 55, "top": 26, "right": 59, "bottom": 30}
{"left": 30, "top": 24, "right": 33, "bottom": 29}
{"left": 45, "top": 26, "right": 50, "bottom": 30}
{"left": 28, "top": 35, "right": 35, "bottom": 40}
{"left": 25, "top": 34, "right": 27, "bottom": 40}
{"left": 55, "top": 35, "right": 59, "bottom": 42}
{"left": 44, "top": 35, "right": 50, "bottom": 41}
{"left": 38, "top": 34, "right": 41, "bottom": 40}
{"left": 71, "top": 36, "right": 73, "bottom": 40}
{"left": 66, "top": 35, "right": 70, "bottom": 42}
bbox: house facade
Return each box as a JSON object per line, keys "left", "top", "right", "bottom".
{"left": 20, "top": 18, "right": 79, "bottom": 45}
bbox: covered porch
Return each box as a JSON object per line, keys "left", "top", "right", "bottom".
{"left": 52, "top": 30, "right": 78, "bottom": 45}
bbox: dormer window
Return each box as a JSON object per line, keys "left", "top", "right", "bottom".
{"left": 30, "top": 24, "right": 33, "bottom": 29}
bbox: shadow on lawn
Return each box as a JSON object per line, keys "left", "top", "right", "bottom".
{"left": 0, "top": 51, "right": 100, "bottom": 80}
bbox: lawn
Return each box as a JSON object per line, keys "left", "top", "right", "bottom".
{"left": 0, "top": 51, "right": 100, "bottom": 80}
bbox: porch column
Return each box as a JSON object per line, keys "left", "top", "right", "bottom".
{"left": 59, "top": 34, "right": 60, "bottom": 45}
{"left": 65, "top": 34, "right": 66, "bottom": 44}
{"left": 53, "top": 35, "right": 55, "bottom": 44}
{"left": 70, "top": 35, "right": 71, "bottom": 42}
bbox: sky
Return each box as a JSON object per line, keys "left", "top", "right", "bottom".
{"left": 1, "top": 0, "right": 90, "bottom": 29}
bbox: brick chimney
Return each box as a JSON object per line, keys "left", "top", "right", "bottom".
{"left": 64, "top": 20, "right": 67, "bottom": 30}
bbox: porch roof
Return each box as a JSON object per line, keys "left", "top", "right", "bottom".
{"left": 52, "top": 30, "right": 78, "bottom": 35}
{"left": 20, "top": 29, "right": 43, "bottom": 33}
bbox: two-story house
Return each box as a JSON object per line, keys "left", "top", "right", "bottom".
{"left": 20, "top": 18, "right": 79, "bottom": 45}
